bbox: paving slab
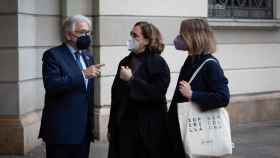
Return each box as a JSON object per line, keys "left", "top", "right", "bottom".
{"left": 0, "top": 120, "right": 279, "bottom": 158}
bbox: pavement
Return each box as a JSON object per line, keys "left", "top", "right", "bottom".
{"left": 0, "top": 120, "right": 279, "bottom": 158}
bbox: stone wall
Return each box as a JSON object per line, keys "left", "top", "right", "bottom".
{"left": 0, "top": 0, "right": 61, "bottom": 154}
{"left": 0, "top": 0, "right": 280, "bottom": 154}
{"left": 93, "top": 0, "right": 280, "bottom": 141}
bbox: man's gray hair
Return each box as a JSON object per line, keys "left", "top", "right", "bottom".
{"left": 63, "top": 15, "right": 92, "bottom": 34}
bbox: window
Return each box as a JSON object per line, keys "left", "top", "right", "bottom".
{"left": 208, "top": 0, "right": 274, "bottom": 19}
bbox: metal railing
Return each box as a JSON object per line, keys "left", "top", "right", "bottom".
{"left": 208, "top": 0, "right": 273, "bottom": 19}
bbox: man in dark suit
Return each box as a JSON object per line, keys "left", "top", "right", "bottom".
{"left": 39, "top": 15, "right": 104, "bottom": 158}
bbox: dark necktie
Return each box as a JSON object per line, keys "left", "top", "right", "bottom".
{"left": 75, "top": 51, "right": 88, "bottom": 88}
{"left": 75, "top": 52, "right": 84, "bottom": 70}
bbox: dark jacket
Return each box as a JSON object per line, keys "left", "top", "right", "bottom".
{"left": 108, "top": 50, "right": 170, "bottom": 158}
{"left": 167, "top": 54, "right": 230, "bottom": 158}
{"left": 39, "top": 43, "right": 95, "bottom": 144}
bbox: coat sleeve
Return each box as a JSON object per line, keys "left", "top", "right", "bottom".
{"left": 128, "top": 56, "right": 170, "bottom": 103}
{"left": 42, "top": 50, "right": 84, "bottom": 96}
{"left": 108, "top": 61, "right": 124, "bottom": 132}
{"left": 191, "top": 61, "right": 230, "bottom": 111}
{"left": 108, "top": 67, "right": 119, "bottom": 133}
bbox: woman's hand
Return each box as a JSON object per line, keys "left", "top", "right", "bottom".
{"left": 120, "top": 66, "right": 133, "bottom": 81}
{"left": 179, "top": 80, "right": 192, "bottom": 101}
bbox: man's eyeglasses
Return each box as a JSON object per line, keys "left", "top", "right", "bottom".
{"left": 74, "top": 30, "right": 92, "bottom": 36}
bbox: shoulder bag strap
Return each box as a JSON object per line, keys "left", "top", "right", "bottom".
{"left": 189, "top": 58, "right": 217, "bottom": 84}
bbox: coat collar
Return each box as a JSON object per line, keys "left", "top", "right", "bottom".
{"left": 61, "top": 43, "right": 91, "bottom": 92}
{"left": 81, "top": 52, "right": 91, "bottom": 67}
{"left": 63, "top": 43, "right": 92, "bottom": 67}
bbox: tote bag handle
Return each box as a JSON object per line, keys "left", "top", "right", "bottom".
{"left": 188, "top": 58, "right": 217, "bottom": 84}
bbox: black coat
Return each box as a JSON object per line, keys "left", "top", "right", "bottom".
{"left": 108, "top": 50, "right": 170, "bottom": 158}
{"left": 167, "top": 54, "right": 230, "bottom": 158}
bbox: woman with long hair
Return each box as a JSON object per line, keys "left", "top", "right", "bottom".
{"left": 107, "top": 21, "right": 170, "bottom": 158}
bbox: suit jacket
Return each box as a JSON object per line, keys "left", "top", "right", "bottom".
{"left": 39, "top": 43, "right": 95, "bottom": 144}
{"left": 167, "top": 54, "right": 230, "bottom": 158}
{"left": 108, "top": 51, "right": 170, "bottom": 158}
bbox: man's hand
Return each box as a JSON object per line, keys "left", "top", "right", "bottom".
{"left": 179, "top": 80, "right": 192, "bottom": 101}
{"left": 120, "top": 66, "right": 133, "bottom": 81}
{"left": 83, "top": 64, "right": 105, "bottom": 79}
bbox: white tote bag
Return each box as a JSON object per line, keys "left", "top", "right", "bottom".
{"left": 177, "top": 58, "right": 233, "bottom": 157}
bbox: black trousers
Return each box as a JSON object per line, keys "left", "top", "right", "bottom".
{"left": 45, "top": 143, "right": 90, "bottom": 158}
{"left": 118, "top": 119, "right": 148, "bottom": 158}
{"left": 118, "top": 118, "right": 166, "bottom": 158}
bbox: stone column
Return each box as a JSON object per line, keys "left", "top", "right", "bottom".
{"left": 60, "top": 0, "right": 102, "bottom": 141}
{"left": 276, "top": 0, "right": 280, "bottom": 19}
{"left": 0, "top": 0, "right": 21, "bottom": 154}
{"left": 0, "top": 0, "right": 61, "bottom": 154}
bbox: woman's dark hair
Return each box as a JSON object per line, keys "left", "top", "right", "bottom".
{"left": 134, "top": 21, "right": 165, "bottom": 54}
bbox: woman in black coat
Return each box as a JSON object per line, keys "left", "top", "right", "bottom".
{"left": 168, "top": 19, "right": 230, "bottom": 158}
{"left": 107, "top": 21, "right": 170, "bottom": 158}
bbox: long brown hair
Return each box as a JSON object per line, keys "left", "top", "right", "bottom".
{"left": 134, "top": 21, "right": 165, "bottom": 54}
{"left": 180, "top": 19, "right": 216, "bottom": 55}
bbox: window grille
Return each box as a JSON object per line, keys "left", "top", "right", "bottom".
{"left": 208, "top": 0, "right": 273, "bottom": 19}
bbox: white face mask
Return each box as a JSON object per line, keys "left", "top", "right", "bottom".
{"left": 127, "top": 38, "right": 140, "bottom": 53}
